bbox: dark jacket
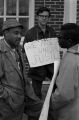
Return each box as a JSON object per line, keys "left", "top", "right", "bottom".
{"left": 24, "top": 25, "right": 57, "bottom": 81}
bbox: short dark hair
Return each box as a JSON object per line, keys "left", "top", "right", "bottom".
{"left": 58, "top": 23, "right": 79, "bottom": 48}
{"left": 61, "top": 23, "right": 79, "bottom": 42}
{"left": 61, "top": 23, "right": 78, "bottom": 31}
{"left": 36, "top": 6, "right": 50, "bottom": 17}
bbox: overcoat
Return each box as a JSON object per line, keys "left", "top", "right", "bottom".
{"left": 50, "top": 47, "right": 79, "bottom": 120}
{"left": 0, "top": 39, "right": 42, "bottom": 120}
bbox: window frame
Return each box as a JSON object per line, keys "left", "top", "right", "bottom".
{"left": 0, "top": 0, "right": 35, "bottom": 38}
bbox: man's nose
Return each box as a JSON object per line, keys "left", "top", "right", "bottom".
{"left": 18, "top": 33, "right": 21, "bottom": 38}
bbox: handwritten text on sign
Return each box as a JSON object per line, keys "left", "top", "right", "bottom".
{"left": 24, "top": 38, "right": 60, "bottom": 67}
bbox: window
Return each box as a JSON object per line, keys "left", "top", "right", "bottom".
{"left": 0, "top": 0, "right": 35, "bottom": 37}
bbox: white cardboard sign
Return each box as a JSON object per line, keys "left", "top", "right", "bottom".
{"left": 24, "top": 38, "right": 60, "bottom": 67}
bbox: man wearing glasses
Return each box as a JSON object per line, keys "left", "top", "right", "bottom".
{"left": 24, "top": 6, "right": 59, "bottom": 99}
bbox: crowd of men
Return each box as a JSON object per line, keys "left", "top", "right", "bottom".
{"left": 0, "top": 6, "right": 79, "bottom": 120}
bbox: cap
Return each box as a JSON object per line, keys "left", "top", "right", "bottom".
{"left": 2, "top": 19, "right": 23, "bottom": 31}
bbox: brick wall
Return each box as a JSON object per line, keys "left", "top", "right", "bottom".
{"left": 35, "top": 0, "right": 64, "bottom": 33}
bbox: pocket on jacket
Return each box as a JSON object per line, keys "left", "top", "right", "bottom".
{"left": 7, "top": 91, "right": 24, "bottom": 111}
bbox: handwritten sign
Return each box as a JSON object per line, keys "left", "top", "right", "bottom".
{"left": 24, "top": 38, "right": 60, "bottom": 67}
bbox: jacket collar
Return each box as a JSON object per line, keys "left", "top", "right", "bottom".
{"left": 0, "top": 38, "right": 23, "bottom": 78}
{"left": 0, "top": 38, "right": 10, "bottom": 52}
{"left": 67, "top": 45, "right": 79, "bottom": 54}
{"left": 36, "top": 24, "right": 49, "bottom": 34}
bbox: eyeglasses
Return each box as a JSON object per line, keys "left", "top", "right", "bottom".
{"left": 39, "top": 15, "right": 49, "bottom": 19}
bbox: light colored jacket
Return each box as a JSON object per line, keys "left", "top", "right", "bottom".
{"left": 51, "top": 47, "right": 79, "bottom": 120}
{"left": 0, "top": 39, "right": 41, "bottom": 120}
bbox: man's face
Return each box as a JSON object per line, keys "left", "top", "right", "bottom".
{"left": 37, "top": 11, "right": 49, "bottom": 26}
{"left": 5, "top": 27, "right": 22, "bottom": 48}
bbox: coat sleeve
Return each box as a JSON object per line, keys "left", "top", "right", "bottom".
{"left": 24, "top": 30, "right": 32, "bottom": 44}
{"left": 50, "top": 60, "right": 78, "bottom": 110}
{"left": 0, "top": 53, "right": 9, "bottom": 99}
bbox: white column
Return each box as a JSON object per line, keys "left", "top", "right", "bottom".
{"left": 16, "top": 0, "right": 19, "bottom": 21}
{"left": 63, "top": 0, "right": 77, "bottom": 24}
{"left": 29, "top": 0, "right": 35, "bottom": 29}
{"left": 4, "top": 0, "right": 7, "bottom": 21}
{"left": 44, "top": 0, "right": 45, "bottom": 6}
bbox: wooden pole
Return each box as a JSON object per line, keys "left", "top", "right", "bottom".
{"left": 39, "top": 61, "right": 60, "bottom": 120}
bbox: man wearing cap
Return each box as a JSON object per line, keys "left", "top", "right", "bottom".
{"left": 0, "top": 19, "right": 43, "bottom": 120}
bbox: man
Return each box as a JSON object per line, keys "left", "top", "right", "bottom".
{"left": 24, "top": 6, "right": 60, "bottom": 99}
{"left": 0, "top": 19, "right": 43, "bottom": 120}
{"left": 50, "top": 23, "right": 79, "bottom": 120}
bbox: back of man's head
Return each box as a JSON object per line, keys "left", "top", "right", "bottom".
{"left": 61, "top": 23, "right": 79, "bottom": 44}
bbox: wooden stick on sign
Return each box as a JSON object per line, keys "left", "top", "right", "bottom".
{"left": 39, "top": 61, "right": 60, "bottom": 120}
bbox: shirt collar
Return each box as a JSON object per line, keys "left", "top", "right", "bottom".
{"left": 37, "top": 24, "right": 49, "bottom": 34}
{"left": 67, "top": 45, "right": 79, "bottom": 54}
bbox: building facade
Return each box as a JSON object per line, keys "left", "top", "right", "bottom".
{"left": 0, "top": 0, "right": 79, "bottom": 75}
{"left": 0, "top": 0, "right": 79, "bottom": 38}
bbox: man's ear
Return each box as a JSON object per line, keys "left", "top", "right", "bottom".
{"left": 3, "top": 29, "right": 9, "bottom": 37}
